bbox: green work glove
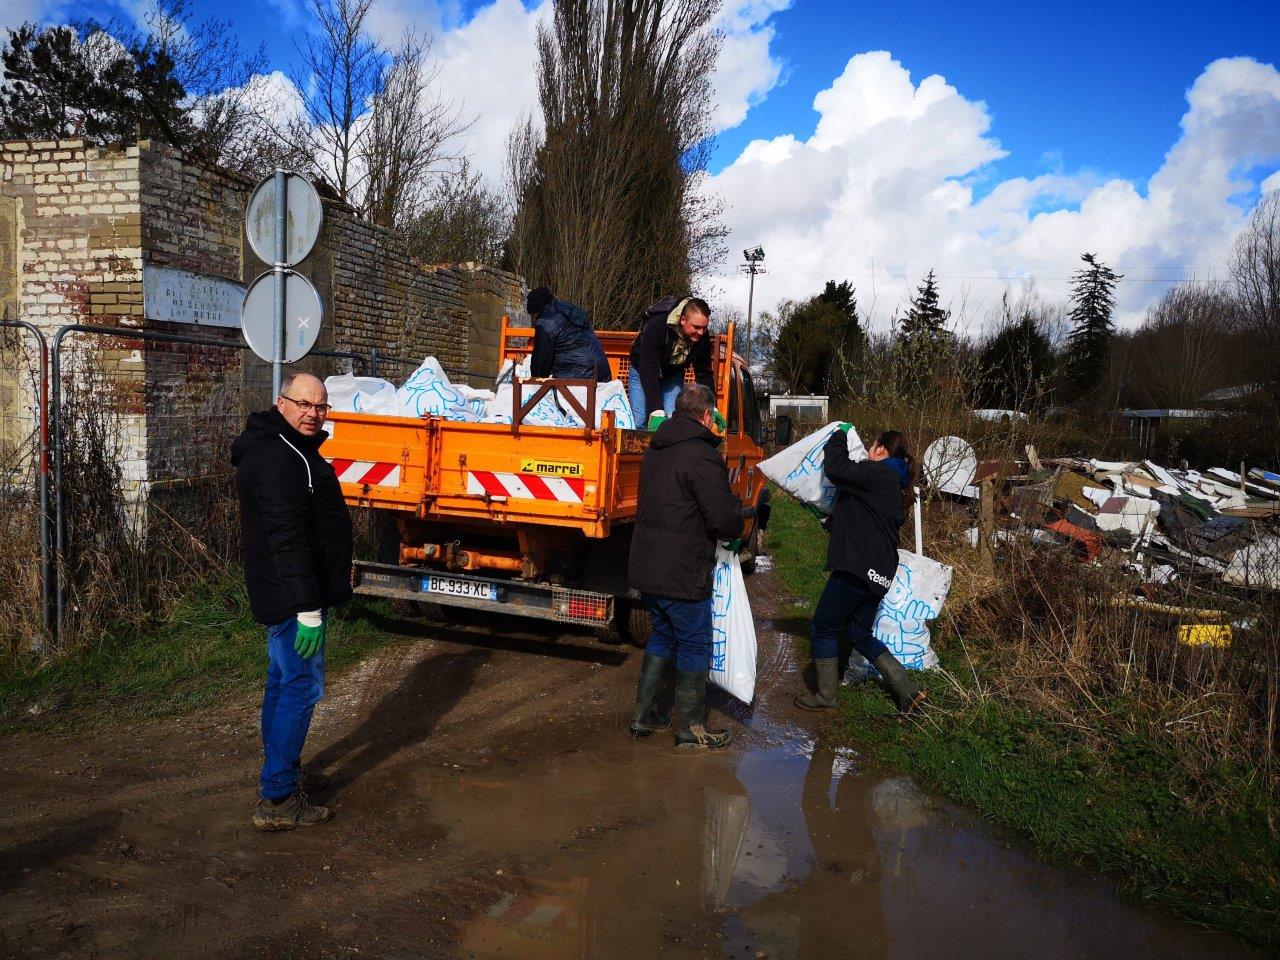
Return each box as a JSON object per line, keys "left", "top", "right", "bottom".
{"left": 837, "top": 422, "right": 853, "bottom": 433}
{"left": 294, "top": 611, "right": 325, "bottom": 659}
{"left": 720, "top": 538, "right": 744, "bottom": 553}
{"left": 712, "top": 408, "right": 727, "bottom": 432}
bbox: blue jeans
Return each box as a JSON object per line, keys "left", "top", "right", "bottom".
{"left": 627, "top": 367, "right": 684, "bottom": 425}
{"left": 810, "top": 571, "right": 890, "bottom": 665}
{"left": 642, "top": 594, "right": 713, "bottom": 673}
{"left": 260, "top": 613, "right": 326, "bottom": 800}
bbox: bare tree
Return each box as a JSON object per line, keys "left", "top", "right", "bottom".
{"left": 1120, "top": 283, "right": 1239, "bottom": 408}
{"left": 405, "top": 158, "right": 510, "bottom": 264}
{"left": 507, "top": 0, "right": 726, "bottom": 329}
{"left": 359, "top": 31, "right": 468, "bottom": 232}
{"left": 1230, "top": 190, "right": 1280, "bottom": 400}
{"left": 291, "top": 0, "right": 382, "bottom": 205}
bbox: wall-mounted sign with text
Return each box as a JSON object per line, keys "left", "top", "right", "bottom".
{"left": 143, "top": 265, "right": 246, "bottom": 328}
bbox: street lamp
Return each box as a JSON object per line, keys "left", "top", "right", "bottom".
{"left": 740, "top": 246, "right": 766, "bottom": 369}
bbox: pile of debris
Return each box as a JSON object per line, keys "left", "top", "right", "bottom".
{"left": 925, "top": 437, "right": 1280, "bottom": 593}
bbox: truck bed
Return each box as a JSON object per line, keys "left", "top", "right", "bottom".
{"left": 322, "top": 411, "right": 643, "bottom": 539}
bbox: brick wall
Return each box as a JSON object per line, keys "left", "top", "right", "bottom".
{"left": 2, "top": 137, "right": 525, "bottom": 492}
{"left": 0, "top": 140, "right": 149, "bottom": 492}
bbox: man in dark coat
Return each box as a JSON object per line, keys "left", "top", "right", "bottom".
{"left": 527, "top": 286, "right": 611, "bottom": 382}
{"left": 231, "top": 372, "right": 353, "bottom": 830}
{"left": 628, "top": 384, "right": 743, "bottom": 748}
{"left": 626, "top": 295, "right": 716, "bottom": 426}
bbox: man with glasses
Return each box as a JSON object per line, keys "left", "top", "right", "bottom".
{"left": 231, "top": 372, "right": 353, "bottom": 830}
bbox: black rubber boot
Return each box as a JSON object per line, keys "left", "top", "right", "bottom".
{"left": 794, "top": 657, "right": 840, "bottom": 711}
{"left": 629, "top": 654, "right": 672, "bottom": 737}
{"left": 674, "top": 670, "right": 731, "bottom": 749}
{"left": 873, "top": 652, "right": 927, "bottom": 714}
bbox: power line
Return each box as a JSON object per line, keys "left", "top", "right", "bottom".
{"left": 746, "top": 267, "right": 1225, "bottom": 284}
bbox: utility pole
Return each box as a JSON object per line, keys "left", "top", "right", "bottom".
{"left": 740, "top": 246, "right": 766, "bottom": 370}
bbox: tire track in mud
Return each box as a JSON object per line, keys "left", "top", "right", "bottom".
{"left": 0, "top": 567, "right": 800, "bottom": 959}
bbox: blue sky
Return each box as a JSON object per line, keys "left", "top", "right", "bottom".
{"left": 45, "top": 0, "right": 1278, "bottom": 188}
{"left": 7, "top": 0, "right": 1280, "bottom": 325}
{"left": 708, "top": 0, "right": 1280, "bottom": 184}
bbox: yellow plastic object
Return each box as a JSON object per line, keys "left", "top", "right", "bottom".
{"left": 1178, "top": 623, "right": 1232, "bottom": 647}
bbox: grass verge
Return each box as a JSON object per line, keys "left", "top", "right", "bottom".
{"left": 766, "top": 493, "right": 1280, "bottom": 952}
{"left": 0, "top": 579, "right": 402, "bottom": 733}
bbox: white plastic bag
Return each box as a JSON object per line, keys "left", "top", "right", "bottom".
{"left": 844, "top": 549, "right": 950, "bottom": 681}
{"left": 457, "top": 385, "right": 495, "bottom": 420}
{"left": 757, "top": 421, "right": 868, "bottom": 515}
{"left": 397, "top": 358, "right": 477, "bottom": 421}
{"left": 494, "top": 356, "right": 532, "bottom": 386}
{"left": 482, "top": 380, "right": 635, "bottom": 430}
{"left": 597, "top": 380, "right": 636, "bottom": 429}
{"left": 324, "top": 374, "right": 400, "bottom": 415}
{"left": 710, "top": 545, "right": 757, "bottom": 703}
{"left": 483, "top": 383, "right": 579, "bottom": 427}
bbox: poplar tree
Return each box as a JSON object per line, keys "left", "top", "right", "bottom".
{"left": 506, "top": 0, "right": 727, "bottom": 329}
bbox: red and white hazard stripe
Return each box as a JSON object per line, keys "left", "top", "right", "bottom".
{"left": 467, "top": 470, "right": 586, "bottom": 502}
{"left": 328, "top": 458, "right": 401, "bottom": 487}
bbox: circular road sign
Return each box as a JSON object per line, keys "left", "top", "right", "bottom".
{"left": 240, "top": 270, "right": 324, "bottom": 363}
{"left": 245, "top": 172, "right": 323, "bottom": 267}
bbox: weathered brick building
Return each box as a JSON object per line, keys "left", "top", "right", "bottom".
{"left": 0, "top": 138, "right": 524, "bottom": 494}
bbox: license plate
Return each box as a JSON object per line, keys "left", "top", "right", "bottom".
{"left": 422, "top": 575, "right": 497, "bottom": 601}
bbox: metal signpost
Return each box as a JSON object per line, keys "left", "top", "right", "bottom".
{"left": 243, "top": 170, "right": 325, "bottom": 395}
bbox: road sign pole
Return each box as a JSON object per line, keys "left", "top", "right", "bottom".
{"left": 271, "top": 168, "right": 288, "bottom": 398}
{"left": 243, "top": 170, "right": 323, "bottom": 370}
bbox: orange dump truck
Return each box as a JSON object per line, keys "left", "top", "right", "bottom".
{"left": 322, "top": 319, "right": 772, "bottom": 643}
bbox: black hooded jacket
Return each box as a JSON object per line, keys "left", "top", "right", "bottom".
{"left": 627, "top": 295, "right": 715, "bottom": 417}
{"left": 530, "top": 298, "right": 611, "bottom": 382}
{"left": 823, "top": 430, "right": 907, "bottom": 597}
{"left": 628, "top": 414, "right": 743, "bottom": 601}
{"left": 231, "top": 408, "right": 353, "bottom": 626}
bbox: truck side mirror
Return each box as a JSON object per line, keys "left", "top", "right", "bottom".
{"left": 774, "top": 414, "right": 793, "bottom": 447}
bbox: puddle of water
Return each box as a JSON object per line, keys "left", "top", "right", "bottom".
{"left": 721, "top": 738, "right": 1248, "bottom": 960}
{"left": 424, "top": 726, "right": 1249, "bottom": 960}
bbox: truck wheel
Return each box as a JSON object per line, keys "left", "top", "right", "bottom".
{"left": 593, "top": 601, "right": 651, "bottom": 648}
{"left": 740, "top": 525, "right": 762, "bottom": 576}
{"left": 624, "top": 602, "right": 652, "bottom": 648}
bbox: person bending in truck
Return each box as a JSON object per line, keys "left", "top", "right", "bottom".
{"left": 627, "top": 295, "right": 720, "bottom": 428}
{"left": 231, "top": 372, "right": 353, "bottom": 831}
{"left": 794, "top": 427, "right": 926, "bottom": 715}
{"left": 527, "top": 286, "right": 611, "bottom": 382}
{"left": 628, "top": 383, "right": 744, "bottom": 749}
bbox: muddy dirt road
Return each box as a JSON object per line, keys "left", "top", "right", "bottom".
{"left": 0, "top": 566, "right": 1252, "bottom": 959}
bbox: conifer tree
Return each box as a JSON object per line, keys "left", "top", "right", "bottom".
{"left": 899, "top": 270, "right": 949, "bottom": 345}
{"left": 813, "top": 279, "right": 863, "bottom": 395}
{"left": 1064, "top": 252, "right": 1122, "bottom": 395}
{"left": 0, "top": 22, "right": 192, "bottom": 147}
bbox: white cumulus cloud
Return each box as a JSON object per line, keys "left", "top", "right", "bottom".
{"left": 706, "top": 52, "right": 1280, "bottom": 332}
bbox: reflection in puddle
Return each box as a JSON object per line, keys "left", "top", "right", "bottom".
{"left": 461, "top": 877, "right": 592, "bottom": 960}
{"left": 444, "top": 732, "right": 1248, "bottom": 960}
{"left": 724, "top": 737, "right": 1246, "bottom": 960}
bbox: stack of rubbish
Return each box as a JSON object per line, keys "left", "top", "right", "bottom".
{"left": 324, "top": 357, "right": 636, "bottom": 430}
{"left": 924, "top": 435, "right": 1280, "bottom": 593}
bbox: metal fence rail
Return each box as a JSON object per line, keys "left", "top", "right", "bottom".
{"left": 0, "top": 318, "right": 504, "bottom": 647}
{"left": 0, "top": 318, "right": 51, "bottom": 645}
